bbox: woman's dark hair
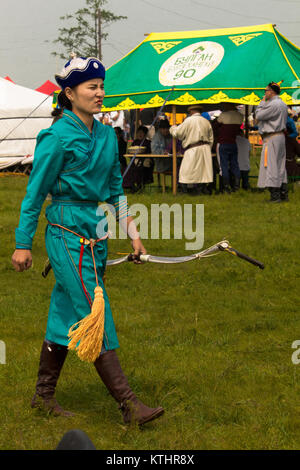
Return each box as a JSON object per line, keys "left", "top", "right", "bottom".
{"left": 137, "top": 125, "right": 148, "bottom": 135}
{"left": 158, "top": 119, "right": 170, "bottom": 129}
{"left": 51, "top": 108, "right": 62, "bottom": 117}
{"left": 51, "top": 107, "right": 63, "bottom": 125}
{"left": 57, "top": 91, "right": 72, "bottom": 110}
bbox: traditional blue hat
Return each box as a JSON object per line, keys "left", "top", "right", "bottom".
{"left": 55, "top": 56, "right": 105, "bottom": 90}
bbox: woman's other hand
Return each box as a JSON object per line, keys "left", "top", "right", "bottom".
{"left": 11, "top": 249, "right": 33, "bottom": 272}
{"left": 131, "top": 238, "right": 147, "bottom": 264}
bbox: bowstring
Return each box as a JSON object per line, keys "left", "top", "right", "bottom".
{"left": 107, "top": 249, "right": 222, "bottom": 263}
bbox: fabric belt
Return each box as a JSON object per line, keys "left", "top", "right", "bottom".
{"left": 184, "top": 140, "right": 210, "bottom": 152}
{"left": 262, "top": 131, "right": 285, "bottom": 141}
{"left": 51, "top": 199, "right": 98, "bottom": 206}
{"left": 49, "top": 222, "right": 108, "bottom": 306}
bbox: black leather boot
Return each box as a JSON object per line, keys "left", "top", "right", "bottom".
{"left": 240, "top": 171, "right": 250, "bottom": 190}
{"left": 182, "top": 183, "right": 188, "bottom": 193}
{"left": 232, "top": 176, "right": 240, "bottom": 192}
{"left": 280, "top": 183, "right": 289, "bottom": 202}
{"left": 222, "top": 177, "right": 231, "bottom": 193}
{"left": 31, "top": 340, "right": 74, "bottom": 417}
{"left": 268, "top": 187, "right": 281, "bottom": 203}
{"left": 94, "top": 350, "right": 164, "bottom": 425}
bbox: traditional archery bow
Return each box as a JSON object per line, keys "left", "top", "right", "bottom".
{"left": 42, "top": 240, "right": 264, "bottom": 278}
{"left": 42, "top": 239, "right": 264, "bottom": 362}
{"left": 106, "top": 240, "right": 265, "bottom": 269}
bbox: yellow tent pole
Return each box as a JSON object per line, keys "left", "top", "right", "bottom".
{"left": 172, "top": 104, "right": 177, "bottom": 195}
{"left": 134, "top": 109, "right": 140, "bottom": 139}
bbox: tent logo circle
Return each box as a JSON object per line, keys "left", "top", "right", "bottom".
{"left": 159, "top": 41, "right": 225, "bottom": 86}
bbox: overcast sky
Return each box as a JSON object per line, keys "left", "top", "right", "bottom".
{"left": 1, "top": 0, "right": 299, "bottom": 89}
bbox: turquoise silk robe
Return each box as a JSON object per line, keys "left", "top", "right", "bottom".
{"left": 15, "top": 110, "right": 126, "bottom": 349}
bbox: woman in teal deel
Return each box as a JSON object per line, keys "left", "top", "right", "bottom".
{"left": 11, "top": 57, "right": 164, "bottom": 426}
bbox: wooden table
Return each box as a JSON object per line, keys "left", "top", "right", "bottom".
{"left": 124, "top": 154, "right": 184, "bottom": 158}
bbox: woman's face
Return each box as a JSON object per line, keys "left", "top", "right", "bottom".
{"left": 136, "top": 130, "right": 146, "bottom": 141}
{"left": 65, "top": 78, "right": 105, "bottom": 115}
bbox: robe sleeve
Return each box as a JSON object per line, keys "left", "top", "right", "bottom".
{"left": 256, "top": 101, "right": 280, "bottom": 121}
{"left": 169, "top": 120, "right": 188, "bottom": 141}
{"left": 15, "top": 128, "right": 65, "bottom": 250}
{"left": 105, "top": 130, "right": 127, "bottom": 221}
{"left": 207, "top": 123, "right": 214, "bottom": 148}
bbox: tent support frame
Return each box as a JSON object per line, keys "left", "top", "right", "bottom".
{"left": 172, "top": 105, "right": 177, "bottom": 196}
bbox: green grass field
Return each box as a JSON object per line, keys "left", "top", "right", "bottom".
{"left": 0, "top": 174, "right": 300, "bottom": 450}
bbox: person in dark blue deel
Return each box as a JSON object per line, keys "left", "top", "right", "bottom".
{"left": 286, "top": 113, "right": 298, "bottom": 138}
{"left": 285, "top": 109, "right": 300, "bottom": 178}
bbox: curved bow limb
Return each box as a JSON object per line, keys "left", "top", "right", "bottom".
{"left": 106, "top": 241, "right": 226, "bottom": 266}
{"left": 106, "top": 240, "right": 265, "bottom": 270}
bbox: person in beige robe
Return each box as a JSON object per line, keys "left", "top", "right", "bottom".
{"left": 170, "top": 105, "right": 214, "bottom": 189}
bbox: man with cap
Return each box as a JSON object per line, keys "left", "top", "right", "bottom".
{"left": 256, "top": 82, "right": 288, "bottom": 202}
{"left": 11, "top": 56, "right": 164, "bottom": 425}
{"left": 170, "top": 105, "right": 214, "bottom": 194}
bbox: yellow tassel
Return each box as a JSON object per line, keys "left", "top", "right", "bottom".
{"left": 68, "top": 286, "right": 105, "bottom": 363}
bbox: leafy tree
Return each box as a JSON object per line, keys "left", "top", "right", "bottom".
{"left": 51, "top": 0, "right": 127, "bottom": 60}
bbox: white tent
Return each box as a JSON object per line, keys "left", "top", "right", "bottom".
{"left": 0, "top": 77, "right": 53, "bottom": 164}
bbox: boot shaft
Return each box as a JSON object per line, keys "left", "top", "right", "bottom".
{"left": 94, "top": 350, "right": 135, "bottom": 404}
{"left": 94, "top": 350, "right": 164, "bottom": 425}
{"left": 268, "top": 187, "right": 281, "bottom": 203}
{"left": 280, "top": 183, "right": 289, "bottom": 201}
{"left": 32, "top": 340, "right": 74, "bottom": 416}
{"left": 35, "top": 340, "right": 68, "bottom": 398}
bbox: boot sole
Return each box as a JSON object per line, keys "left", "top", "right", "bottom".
{"left": 138, "top": 407, "right": 165, "bottom": 426}
{"left": 31, "top": 398, "right": 75, "bottom": 417}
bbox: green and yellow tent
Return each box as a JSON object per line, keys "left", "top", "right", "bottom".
{"left": 102, "top": 23, "right": 300, "bottom": 111}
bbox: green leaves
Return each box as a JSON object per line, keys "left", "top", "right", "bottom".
{"left": 51, "top": 0, "right": 127, "bottom": 60}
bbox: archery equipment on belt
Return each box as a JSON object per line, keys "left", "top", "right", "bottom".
{"left": 47, "top": 223, "right": 108, "bottom": 363}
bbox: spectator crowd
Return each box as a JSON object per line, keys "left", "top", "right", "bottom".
{"left": 94, "top": 98, "right": 300, "bottom": 198}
